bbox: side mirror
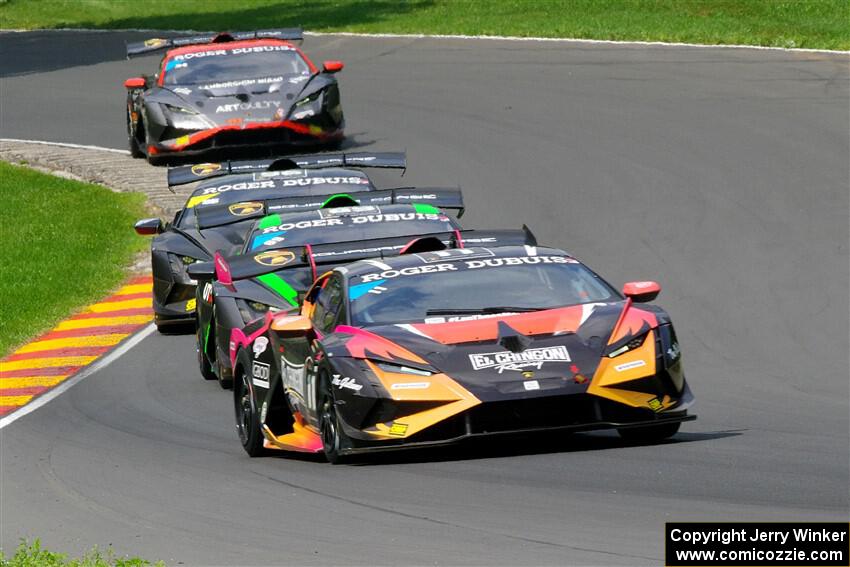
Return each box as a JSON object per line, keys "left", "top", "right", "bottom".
{"left": 134, "top": 217, "right": 163, "bottom": 235}
{"left": 322, "top": 60, "right": 344, "bottom": 74}
{"left": 622, "top": 281, "right": 661, "bottom": 303}
{"left": 124, "top": 77, "right": 146, "bottom": 89}
{"left": 187, "top": 261, "right": 214, "bottom": 280}
{"left": 271, "top": 314, "right": 313, "bottom": 334}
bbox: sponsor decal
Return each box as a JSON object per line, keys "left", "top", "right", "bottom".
{"left": 256, "top": 169, "right": 306, "bottom": 179}
{"left": 292, "top": 109, "right": 315, "bottom": 120}
{"left": 252, "top": 362, "right": 270, "bottom": 388}
{"left": 359, "top": 256, "right": 575, "bottom": 284}
{"left": 274, "top": 176, "right": 370, "bottom": 188}
{"left": 255, "top": 235, "right": 286, "bottom": 249}
{"left": 390, "top": 382, "right": 430, "bottom": 390}
{"left": 647, "top": 397, "right": 663, "bottom": 412}
{"left": 389, "top": 423, "right": 408, "bottom": 436}
{"left": 173, "top": 87, "right": 192, "bottom": 95}
{"left": 667, "top": 343, "right": 681, "bottom": 362}
{"left": 350, "top": 212, "right": 444, "bottom": 225}
{"left": 417, "top": 248, "right": 494, "bottom": 263}
{"left": 215, "top": 101, "right": 282, "bottom": 113}
{"left": 201, "top": 180, "right": 275, "bottom": 194}
{"left": 192, "top": 163, "right": 221, "bottom": 177}
{"left": 200, "top": 76, "right": 283, "bottom": 90}
{"left": 523, "top": 380, "right": 540, "bottom": 391}
{"left": 260, "top": 218, "right": 343, "bottom": 234}
{"left": 614, "top": 359, "right": 647, "bottom": 372}
{"left": 144, "top": 38, "right": 167, "bottom": 48}
{"left": 469, "top": 346, "right": 571, "bottom": 374}
{"left": 318, "top": 205, "right": 380, "bottom": 219}
{"left": 288, "top": 75, "right": 310, "bottom": 84}
{"left": 332, "top": 375, "right": 362, "bottom": 392}
{"left": 254, "top": 250, "right": 296, "bottom": 267}
{"left": 185, "top": 298, "right": 196, "bottom": 312}
{"left": 252, "top": 336, "right": 269, "bottom": 358}
{"left": 229, "top": 201, "right": 264, "bottom": 216}
{"left": 424, "top": 312, "right": 521, "bottom": 324}
{"left": 202, "top": 282, "right": 213, "bottom": 303}
{"left": 360, "top": 263, "right": 457, "bottom": 283}
{"left": 175, "top": 134, "right": 190, "bottom": 146}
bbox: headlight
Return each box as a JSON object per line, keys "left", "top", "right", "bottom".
{"left": 373, "top": 360, "right": 433, "bottom": 376}
{"left": 162, "top": 104, "right": 211, "bottom": 130}
{"left": 237, "top": 300, "right": 286, "bottom": 323}
{"left": 289, "top": 92, "right": 322, "bottom": 120}
{"left": 181, "top": 256, "right": 197, "bottom": 265}
{"left": 607, "top": 333, "right": 648, "bottom": 358}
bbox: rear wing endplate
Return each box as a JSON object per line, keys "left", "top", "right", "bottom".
{"left": 127, "top": 29, "right": 303, "bottom": 58}
{"left": 168, "top": 152, "right": 406, "bottom": 187}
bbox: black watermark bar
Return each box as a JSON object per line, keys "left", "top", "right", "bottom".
{"left": 666, "top": 523, "right": 849, "bottom": 566}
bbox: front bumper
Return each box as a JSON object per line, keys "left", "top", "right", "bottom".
{"left": 149, "top": 120, "right": 343, "bottom": 157}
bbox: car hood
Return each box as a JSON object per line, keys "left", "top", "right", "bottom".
{"left": 333, "top": 301, "right": 659, "bottom": 401}
{"left": 163, "top": 75, "right": 326, "bottom": 125}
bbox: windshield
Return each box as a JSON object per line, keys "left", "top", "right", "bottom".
{"left": 246, "top": 208, "right": 458, "bottom": 251}
{"left": 348, "top": 257, "right": 619, "bottom": 326}
{"left": 163, "top": 46, "right": 310, "bottom": 86}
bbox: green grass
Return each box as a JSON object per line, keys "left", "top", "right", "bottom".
{"left": 0, "top": 162, "right": 147, "bottom": 356}
{"left": 0, "top": 539, "right": 163, "bottom": 567}
{"left": 0, "top": 0, "right": 847, "bottom": 50}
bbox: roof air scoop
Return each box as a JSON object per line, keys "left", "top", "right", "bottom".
{"left": 212, "top": 33, "right": 235, "bottom": 43}
{"left": 497, "top": 321, "right": 533, "bottom": 353}
{"left": 399, "top": 237, "right": 448, "bottom": 255}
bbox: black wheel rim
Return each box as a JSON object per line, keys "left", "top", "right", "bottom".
{"left": 236, "top": 373, "right": 253, "bottom": 445}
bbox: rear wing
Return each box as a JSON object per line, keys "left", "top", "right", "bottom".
{"left": 126, "top": 29, "right": 303, "bottom": 58}
{"left": 223, "top": 227, "right": 537, "bottom": 282}
{"left": 194, "top": 187, "right": 465, "bottom": 230}
{"left": 168, "top": 152, "right": 407, "bottom": 187}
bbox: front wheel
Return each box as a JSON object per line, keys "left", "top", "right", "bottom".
{"left": 127, "top": 110, "right": 144, "bottom": 158}
{"left": 235, "top": 366, "right": 266, "bottom": 457}
{"left": 617, "top": 421, "right": 681, "bottom": 442}
{"left": 319, "top": 374, "right": 349, "bottom": 464}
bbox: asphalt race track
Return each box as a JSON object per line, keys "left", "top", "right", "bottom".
{"left": 1, "top": 31, "right": 848, "bottom": 566}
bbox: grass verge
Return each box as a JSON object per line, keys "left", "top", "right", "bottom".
{"left": 0, "top": 0, "right": 847, "bottom": 50}
{"left": 0, "top": 539, "right": 163, "bottom": 566}
{"left": 0, "top": 162, "right": 147, "bottom": 357}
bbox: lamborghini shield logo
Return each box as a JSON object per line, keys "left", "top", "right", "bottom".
{"left": 144, "top": 38, "right": 167, "bottom": 48}
{"left": 254, "top": 250, "right": 295, "bottom": 267}
{"left": 228, "top": 201, "right": 264, "bottom": 216}
{"left": 191, "top": 163, "right": 222, "bottom": 177}
{"left": 522, "top": 371, "right": 534, "bottom": 379}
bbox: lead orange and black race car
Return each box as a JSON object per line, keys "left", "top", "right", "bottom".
{"left": 231, "top": 244, "right": 695, "bottom": 463}
{"left": 123, "top": 29, "right": 344, "bottom": 164}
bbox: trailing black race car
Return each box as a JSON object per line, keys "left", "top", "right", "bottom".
{"left": 189, "top": 196, "right": 469, "bottom": 388}
{"left": 124, "top": 29, "right": 344, "bottom": 164}
{"left": 231, "top": 245, "right": 695, "bottom": 462}
{"left": 134, "top": 152, "right": 409, "bottom": 331}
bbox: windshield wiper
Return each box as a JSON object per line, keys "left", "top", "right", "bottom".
{"left": 425, "top": 306, "right": 547, "bottom": 316}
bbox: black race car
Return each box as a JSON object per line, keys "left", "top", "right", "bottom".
{"left": 124, "top": 29, "right": 344, "bottom": 164}
{"left": 231, "top": 245, "right": 694, "bottom": 462}
{"left": 189, "top": 197, "right": 468, "bottom": 388}
{"left": 134, "top": 152, "right": 408, "bottom": 331}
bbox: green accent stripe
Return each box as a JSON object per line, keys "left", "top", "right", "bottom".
{"left": 258, "top": 213, "right": 281, "bottom": 229}
{"left": 413, "top": 203, "right": 440, "bottom": 214}
{"left": 257, "top": 273, "right": 299, "bottom": 307}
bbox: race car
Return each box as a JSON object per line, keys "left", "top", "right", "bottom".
{"left": 134, "top": 152, "right": 407, "bottom": 331}
{"left": 189, "top": 195, "right": 468, "bottom": 388}
{"left": 231, "top": 245, "right": 695, "bottom": 462}
{"left": 124, "top": 29, "right": 344, "bottom": 164}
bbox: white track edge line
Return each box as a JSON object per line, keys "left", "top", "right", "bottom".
{"left": 0, "top": 323, "right": 156, "bottom": 429}
{"left": 0, "top": 27, "right": 847, "bottom": 54}
{"left": 0, "top": 138, "right": 129, "bottom": 154}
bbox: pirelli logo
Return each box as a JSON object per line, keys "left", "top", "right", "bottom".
{"left": 469, "top": 346, "right": 571, "bottom": 374}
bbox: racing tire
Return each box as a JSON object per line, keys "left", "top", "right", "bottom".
{"left": 196, "top": 327, "right": 216, "bottom": 381}
{"left": 141, "top": 124, "right": 167, "bottom": 166}
{"left": 235, "top": 363, "right": 266, "bottom": 457}
{"left": 617, "top": 421, "right": 681, "bottom": 442}
{"left": 127, "top": 111, "right": 144, "bottom": 158}
{"left": 217, "top": 357, "right": 233, "bottom": 390}
{"left": 319, "top": 373, "right": 349, "bottom": 464}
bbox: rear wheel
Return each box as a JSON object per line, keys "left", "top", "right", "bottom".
{"left": 235, "top": 364, "right": 266, "bottom": 457}
{"left": 617, "top": 421, "right": 681, "bottom": 442}
{"left": 319, "top": 373, "right": 349, "bottom": 464}
{"left": 127, "top": 109, "right": 144, "bottom": 158}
